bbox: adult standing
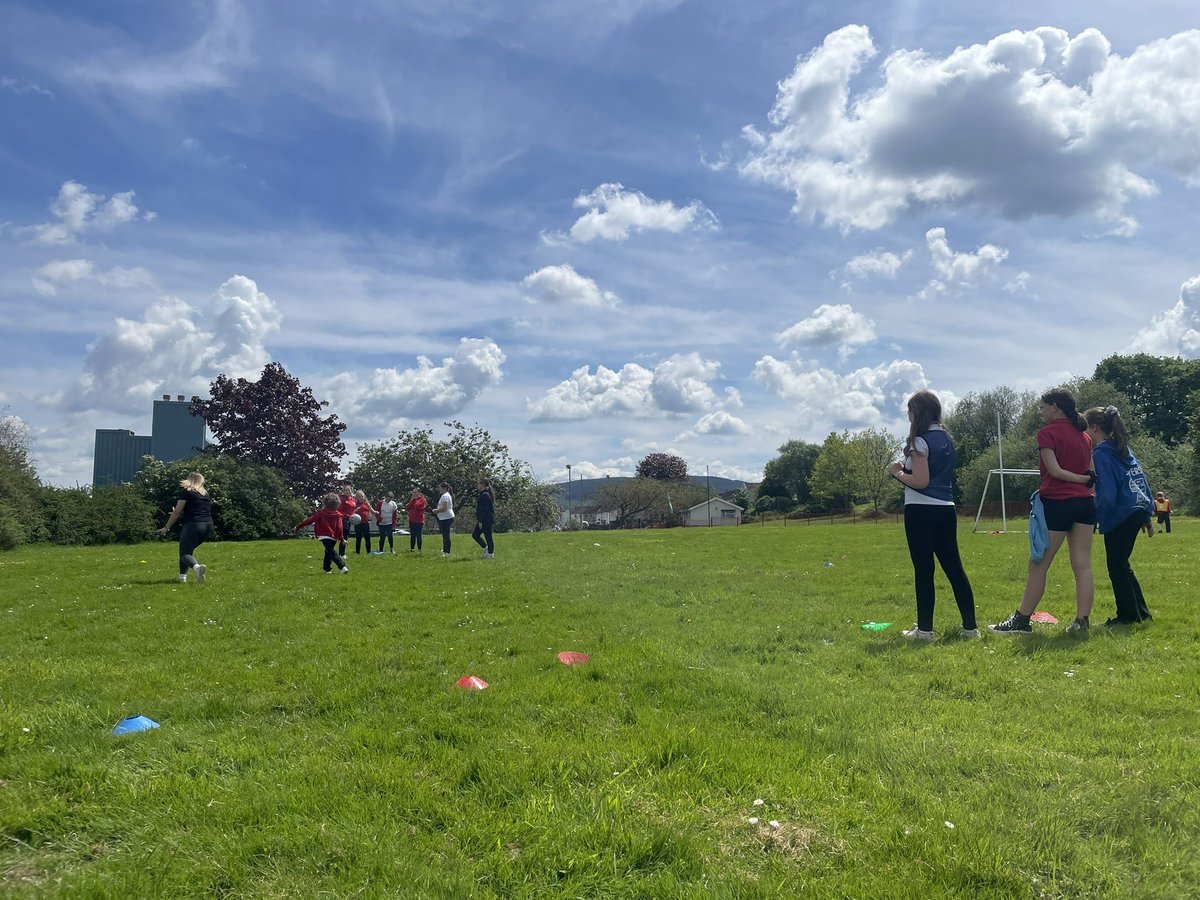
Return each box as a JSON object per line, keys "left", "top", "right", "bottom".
{"left": 405, "top": 488, "right": 426, "bottom": 552}
{"left": 377, "top": 492, "right": 398, "bottom": 554}
{"left": 472, "top": 478, "right": 496, "bottom": 559}
{"left": 1154, "top": 492, "right": 1172, "bottom": 534}
{"left": 990, "top": 388, "right": 1095, "bottom": 635}
{"left": 354, "top": 490, "right": 373, "bottom": 555}
{"left": 435, "top": 482, "right": 455, "bottom": 556}
{"left": 337, "top": 488, "right": 356, "bottom": 557}
{"left": 157, "top": 471, "right": 213, "bottom": 584}
{"left": 1086, "top": 406, "right": 1154, "bottom": 625}
{"left": 888, "top": 391, "right": 976, "bottom": 640}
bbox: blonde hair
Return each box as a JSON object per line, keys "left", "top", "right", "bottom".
{"left": 355, "top": 490, "right": 367, "bottom": 502}
{"left": 180, "top": 471, "right": 207, "bottom": 495}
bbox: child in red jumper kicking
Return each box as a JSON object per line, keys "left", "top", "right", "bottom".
{"left": 296, "top": 493, "right": 350, "bottom": 574}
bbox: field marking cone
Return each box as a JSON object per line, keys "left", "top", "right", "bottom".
{"left": 112, "top": 715, "right": 160, "bottom": 735}
{"left": 455, "top": 675, "right": 488, "bottom": 690}
{"left": 558, "top": 651, "right": 590, "bottom": 666}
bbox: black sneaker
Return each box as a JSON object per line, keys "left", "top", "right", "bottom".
{"left": 988, "top": 611, "right": 1032, "bottom": 635}
{"left": 1066, "top": 616, "right": 1089, "bottom": 634}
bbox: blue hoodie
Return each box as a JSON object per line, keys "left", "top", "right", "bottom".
{"left": 1092, "top": 440, "right": 1153, "bottom": 534}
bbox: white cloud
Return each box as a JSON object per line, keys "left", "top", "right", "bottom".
{"left": 32, "top": 258, "right": 154, "bottom": 296}
{"left": 328, "top": 338, "right": 506, "bottom": 425}
{"left": 739, "top": 26, "right": 1200, "bottom": 231}
{"left": 560, "top": 183, "right": 718, "bottom": 243}
{"left": 65, "top": 275, "right": 280, "bottom": 413}
{"left": 920, "top": 227, "right": 1008, "bottom": 296}
{"left": 679, "top": 410, "right": 752, "bottom": 438}
{"left": 778, "top": 303, "right": 876, "bottom": 361}
{"left": 552, "top": 459, "right": 634, "bottom": 480}
{"left": 528, "top": 352, "right": 723, "bottom": 421}
{"left": 1, "top": 76, "right": 53, "bottom": 97}
{"left": 19, "top": 181, "right": 148, "bottom": 245}
{"left": 521, "top": 264, "right": 620, "bottom": 308}
{"left": 751, "top": 354, "right": 929, "bottom": 428}
{"left": 1129, "top": 275, "right": 1200, "bottom": 357}
{"left": 842, "top": 248, "right": 910, "bottom": 281}
{"left": 1003, "top": 271, "right": 1034, "bottom": 296}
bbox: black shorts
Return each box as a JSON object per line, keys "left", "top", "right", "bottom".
{"left": 1041, "top": 495, "right": 1097, "bottom": 532}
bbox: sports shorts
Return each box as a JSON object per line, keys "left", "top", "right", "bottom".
{"left": 1041, "top": 495, "right": 1097, "bottom": 532}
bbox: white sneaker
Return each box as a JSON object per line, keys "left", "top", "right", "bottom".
{"left": 902, "top": 625, "right": 935, "bottom": 641}
{"left": 326, "top": 570, "right": 333, "bottom": 575}
{"left": 340, "top": 567, "right": 349, "bottom": 574}
{"left": 178, "top": 574, "right": 187, "bottom": 583}
{"left": 485, "top": 552, "right": 494, "bottom": 559}
{"left": 961, "top": 628, "right": 981, "bottom": 638}
{"left": 193, "top": 564, "right": 206, "bottom": 584}
{"left": 442, "top": 552, "right": 450, "bottom": 557}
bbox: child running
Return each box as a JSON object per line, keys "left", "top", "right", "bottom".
{"left": 888, "top": 391, "right": 977, "bottom": 639}
{"left": 295, "top": 493, "right": 349, "bottom": 574}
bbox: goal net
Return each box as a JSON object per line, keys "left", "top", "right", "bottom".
{"left": 971, "top": 468, "right": 1039, "bottom": 533}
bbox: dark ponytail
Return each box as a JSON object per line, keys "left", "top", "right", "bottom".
{"left": 1084, "top": 405, "right": 1131, "bottom": 459}
{"left": 1042, "top": 387, "right": 1085, "bottom": 431}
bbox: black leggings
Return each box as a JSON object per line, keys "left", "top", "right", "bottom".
{"left": 354, "top": 521, "right": 371, "bottom": 554}
{"left": 320, "top": 538, "right": 345, "bottom": 572}
{"left": 903, "top": 504, "right": 975, "bottom": 632}
{"left": 472, "top": 519, "right": 494, "bottom": 554}
{"left": 378, "top": 523, "right": 393, "bottom": 551}
{"left": 179, "top": 520, "right": 212, "bottom": 574}
{"left": 409, "top": 523, "right": 423, "bottom": 550}
{"left": 1105, "top": 512, "right": 1152, "bottom": 622}
{"left": 340, "top": 519, "right": 352, "bottom": 556}
{"left": 438, "top": 517, "right": 453, "bottom": 554}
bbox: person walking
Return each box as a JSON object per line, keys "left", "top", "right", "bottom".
{"left": 1154, "top": 492, "right": 1172, "bottom": 534}
{"left": 888, "top": 391, "right": 977, "bottom": 640}
{"left": 353, "top": 490, "right": 373, "bottom": 555}
{"left": 1086, "top": 406, "right": 1154, "bottom": 625}
{"left": 295, "top": 493, "right": 349, "bottom": 574}
{"left": 405, "top": 488, "right": 426, "bottom": 552}
{"left": 157, "top": 471, "right": 213, "bottom": 584}
{"left": 377, "top": 492, "right": 398, "bottom": 553}
{"left": 990, "top": 388, "right": 1095, "bottom": 635}
{"left": 435, "top": 482, "right": 455, "bottom": 556}
{"left": 472, "top": 478, "right": 496, "bottom": 559}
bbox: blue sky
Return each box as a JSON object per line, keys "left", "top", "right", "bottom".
{"left": 2, "top": 1, "right": 1199, "bottom": 486}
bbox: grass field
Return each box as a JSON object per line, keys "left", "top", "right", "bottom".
{"left": 2, "top": 522, "right": 1198, "bottom": 898}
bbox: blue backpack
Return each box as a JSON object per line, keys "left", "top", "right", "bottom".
{"left": 1029, "top": 490, "right": 1049, "bottom": 564}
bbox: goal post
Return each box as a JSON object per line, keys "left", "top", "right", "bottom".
{"left": 971, "top": 468, "right": 1040, "bottom": 533}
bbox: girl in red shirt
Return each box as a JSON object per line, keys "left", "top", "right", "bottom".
{"left": 353, "top": 490, "right": 373, "bottom": 555}
{"left": 405, "top": 488, "right": 427, "bottom": 552}
{"left": 990, "top": 387, "right": 1095, "bottom": 634}
{"left": 295, "top": 493, "right": 349, "bottom": 574}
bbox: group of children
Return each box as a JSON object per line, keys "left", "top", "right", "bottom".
{"left": 293, "top": 480, "right": 497, "bottom": 574}
{"left": 891, "top": 387, "right": 1164, "bottom": 640}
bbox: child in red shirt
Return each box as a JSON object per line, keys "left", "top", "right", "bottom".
{"left": 405, "top": 488, "right": 427, "bottom": 552}
{"left": 295, "top": 493, "right": 349, "bottom": 574}
{"left": 337, "top": 490, "right": 357, "bottom": 556}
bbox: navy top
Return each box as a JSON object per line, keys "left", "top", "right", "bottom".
{"left": 904, "top": 429, "right": 956, "bottom": 503}
{"left": 177, "top": 489, "right": 213, "bottom": 523}
{"left": 475, "top": 489, "right": 494, "bottom": 523}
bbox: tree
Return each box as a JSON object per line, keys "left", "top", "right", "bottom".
{"left": 592, "top": 477, "right": 666, "bottom": 528}
{"left": 759, "top": 440, "right": 821, "bottom": 505}
{"left": 808, "top": 431, "right": 858, "bottom": 509}
{"left": 0, "top": 411, "right": 44, "bottom": 549}
{"left": 191, "top": 363, "right": 347, "bottom": 500}
{"left": 636, "top": 453, "right": 688, "bottom": 481}
{"left": 849, "top": 427, "right": 903, "bottom": 513}
{"left": 349, "top": 422, "right": 559, "bottom": 532}
{"left": 1094, "top": 354, "right": 1200, "bottom": 446}
{"left": 945, "top": 386, "right": 1035, "bottom": 471}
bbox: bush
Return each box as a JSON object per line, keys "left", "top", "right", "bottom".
{"left": 40, "top": 485, "right": 157, "bottom": 545}
{"left": 0, "top": 501, "right": 24, "bottom": 551}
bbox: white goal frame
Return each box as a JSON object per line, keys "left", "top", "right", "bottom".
{"left": 971, "top": 468, "right": 1040, "bottom": 533}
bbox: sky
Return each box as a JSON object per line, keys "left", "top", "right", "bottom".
{"left": 2, "top": 1, "right": 1199, "bottom": 487}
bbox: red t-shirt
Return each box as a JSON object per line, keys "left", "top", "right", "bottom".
{"left": 297, "top": 507, "right": 344, "bottom": 542}
{"left": 1037, "top": 417, "right": 1093, "bottom": 499}
{"left": 338, "top": 495, "right": 357, "bottom": 518}
{"left": 405, "top": 496, "right": 427, "bottom": 524}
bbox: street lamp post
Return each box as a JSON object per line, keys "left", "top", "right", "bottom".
{"left": 565, "top": 464, "right": 572, "bottom": 529}
{"left": 707, "top": 464, "right": 712, "bottom": 526}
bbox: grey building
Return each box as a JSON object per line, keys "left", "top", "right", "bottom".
{"left": 93, "top": 395, "right": 207, "bottom": 487}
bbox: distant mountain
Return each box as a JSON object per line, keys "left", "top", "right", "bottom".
{"left": 555, "top": 474, "right": 748, "bottom": 505}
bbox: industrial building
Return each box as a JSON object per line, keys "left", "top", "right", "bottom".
{"left": 92, "top": 395, "right": 207, "bottom": 487}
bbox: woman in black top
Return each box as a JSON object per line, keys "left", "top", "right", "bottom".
{"left": 472, "top": 478, "right": 495, "bottom": 559}
{"left": 157, "top": 471, "right": 213, "bottom": 583}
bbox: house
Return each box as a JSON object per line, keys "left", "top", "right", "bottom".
{"left": 683, "top": 497, "right": 743, "bottom": 526}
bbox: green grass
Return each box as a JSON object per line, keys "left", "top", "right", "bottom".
{"left": 1, "top": 523, "right": 1197, "bottom": 898}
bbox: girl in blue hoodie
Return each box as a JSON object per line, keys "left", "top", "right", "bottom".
{"left": 1085, "top": 406, "right": 1153, "bottom": 625}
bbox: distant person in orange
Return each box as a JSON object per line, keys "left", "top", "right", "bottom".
{"left": 1154, "top": 492, "right": 1172, "bottom": 533}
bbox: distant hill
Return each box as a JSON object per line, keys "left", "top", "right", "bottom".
{"left": 556, "top": 475, "right": 748, "bottom": 505}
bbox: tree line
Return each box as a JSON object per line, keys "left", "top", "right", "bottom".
{"left": 755, "top": 354, "right": 1200, "bottom": 516}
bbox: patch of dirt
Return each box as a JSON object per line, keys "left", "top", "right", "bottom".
{"left": 3, "top": 864, "right": 40, "bottom": 885}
